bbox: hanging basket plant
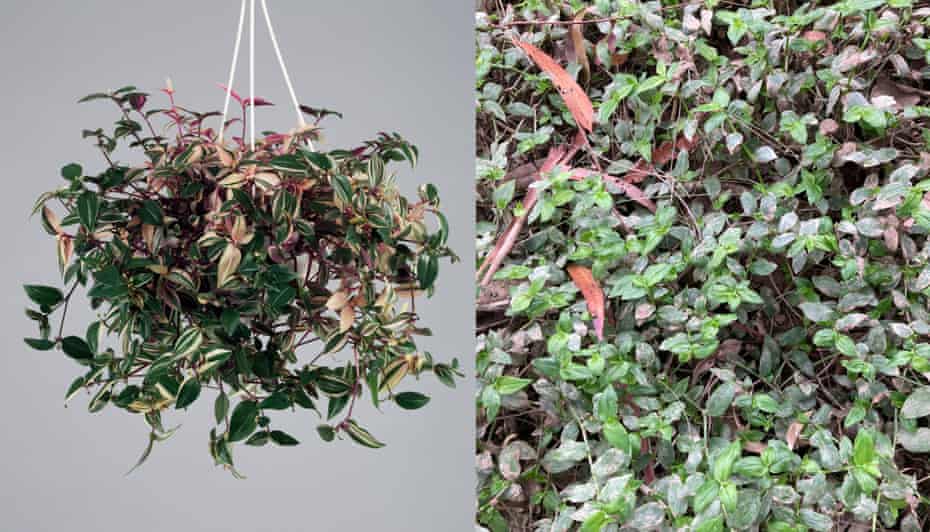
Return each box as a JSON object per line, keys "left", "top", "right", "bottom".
{"left": 23, "top": 82, "right": 460, "bottom": 475}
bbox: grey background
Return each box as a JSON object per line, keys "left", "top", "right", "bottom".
{"left": 0, "top": 2, "right": 473, "bottom": 531}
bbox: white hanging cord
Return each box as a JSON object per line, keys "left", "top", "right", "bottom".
{"left": 220, "top": 0, "right": 312, "bottom": 151}
{"left": 260, "top": 0, "right": 314, "bottom": 150}
{"left": 219, "top": 0, "right": 247, "bottom": 143}
{"left": 249, "top": 0, "right": 256, "bottom": 151}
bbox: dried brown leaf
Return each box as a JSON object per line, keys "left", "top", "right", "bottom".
{"left": 786, "top": 421, "right": 803, "bottom": 450}
{"left": 512, "top": 37, "right": 594, "bottom": 132}
{"left": 566, "top": 264, "right": 606, "bottom": 340}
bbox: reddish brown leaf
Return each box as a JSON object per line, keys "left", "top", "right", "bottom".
{"left": 819, "top": 118, "right": 839, "bottom": 136}
{"left": 786, "top": 421, "right": 803, "bottom": 450}
{"left": 566, "top": 264, "right": 605, "bottom": 340}
{"left": 641, "top": 438, "right": 656, "bottom": 483}
{"left": 569, "top": 11, "right": 590, "bottom": 79}
{"left": 512, "top": 37, "right": 594, "bottom": 132}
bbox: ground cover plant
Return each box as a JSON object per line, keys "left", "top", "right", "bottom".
{"left": 23, "top": 83, "right": 459, "bottom": 475}
{"left": 477, "top": 0, "right": 930, "bottom": 530}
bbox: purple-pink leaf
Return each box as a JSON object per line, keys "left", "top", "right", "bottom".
{"left": 217, "top": 83, "right": 243, "bottom": 105}
{"left": 244, "top": 97, "right": 274, "bottom": 107}
{"left": 129, "top": 94, "right": 147, "bottom": 111}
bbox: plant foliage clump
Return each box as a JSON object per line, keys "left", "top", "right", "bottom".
{"left": 477, "top": 1, "right": 930, "bottom": 530}
{"left": 24, "top": 83, "right": 459, "bottom": 475}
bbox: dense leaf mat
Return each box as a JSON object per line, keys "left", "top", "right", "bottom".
{"left": 476, "top": 1, "right": 930, "bottom": 530}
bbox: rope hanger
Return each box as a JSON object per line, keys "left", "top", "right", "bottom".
{"left": 219, "top": 0, "right": 312, "bottom": 151}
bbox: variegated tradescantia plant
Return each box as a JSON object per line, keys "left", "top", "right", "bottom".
{"left": 24, "top": 84, "right": 460, "bottom": 475}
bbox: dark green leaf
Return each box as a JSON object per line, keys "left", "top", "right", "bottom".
{"left": 245, "top": 431, "right": 270, "bottom": 446}
{"left": 175, "top": 378, "right": 201, "bottom": 409}
{"left": 260, "top": 392, "right": 291, "bottom": 410}
{"left": 24, "top": 285, "right": 64, "bottom": 307}
{"left": 417, "top": 254, "right": 439, "bottom": 289}
{"left": 228, "top": 400, "right": 259, "bottom": 442}
{"left": 24, "top": 338, "right": 55, "bottom": 350}
{"left": 394, "top": 391, "right": 430, "bottom": 410}
{"left": 76, "top": 191, "right": 99, "bottom": 231}
{"left": 332, "top": 174, "right": 352, "bottom": 204}
{"left": 139, "top": 200, "right": 164, "bottom": 225}
{"left": 220, "top": 309, "right": 240, "bottom": 336}
{"left": 317, "top": 424, "right": 335, "bottom": 442}
{"left": 214, "top": 393, "right": 229, "bottom": 425}
{"left": 61, "top": 336, "right": 93, "bottom": 361}
{"left": 61, "top": 163, "right": 83, "bottom": 180}
{"left": 269, "top": 430, "right": 299, "bottom": 446}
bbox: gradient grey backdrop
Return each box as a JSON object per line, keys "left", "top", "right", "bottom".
{"left": 0, "top": 2, "right": 473, "bottom": 531}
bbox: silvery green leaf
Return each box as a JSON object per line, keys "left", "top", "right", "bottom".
{"left": 759, "top": 194, "right": 777, "bottom": 219}
{"left": 624, "top": 502, "right": 665, "bottom": 530}
{"left": 866, "top": 327, "right": 888, "bottom": 354}
{"left": 875, "top": 181, "right": 909, "bottom": 210}
{"left": 889, "top": 163, "right": 918, "bottom": 182}
{"left": 654, "top": 476, "right": 688, "bottom": 516}
{"left": 599, "top": 474, "right": 635, "bottom": 502}
{"left": 835, "top": 313, "right": 868, "bottom": 331}
{"left": 901, "top": 387, "right": 930, "bottom": 419}
{"left": 911, "top": 320, "right": 930, "bottom": 336}
{"left": 541, "top": 440, "right": 588, "bottom": 473}
{"left": 592, "top": 448, "right": 629, "bottom": 478}
{"left": 561, "top": 482, "right": 597, "bottom": 503}
{"left": 770, "top": 485, "right": 799, "bottom": 505}
{"left": 791, "top": 250, "right": 808, "bottom": 274}
{"left": 506, "top": 102, "right": 534, "bottom": 117}
{"left": 838, "top": 292, "right": 877, "bottom": 312}
{"left": 772, "top": 233, "right": 796, "bottom": 248}
{"left": 836, "top": 220, "right": 858, "bottom": 233}
{"left": 747, "top": 221, "right": 770, "bottom": 239}
{"left": 706, "top": 382, "right": 737, "bottom": 416}
{"left": 811, "top": 429, "right": 842, "bottom": 469}
{"left": 799, "top": 302, "right": 835, "bottom": 323}
{"left": 889, "top": 322, "right": 913, "bottom": 339}
{"left": 798, "top": 220, "right": 820, "bottom": 238}
{"left": 778, "top": 211, "right": 798, "bottom": 232}
{"left": 726, "top": 132, "right": 744, "bottom": 154}
{"left": 725, "top": 489, "right": 761, "bottom": 530}
{"left": 739, "top": 190, "right": 755, "bottom": 214}
{"left": 754, "top": 145, "right": 777, "bottom": 163}
{"left": 850, "top": 494, "right": 878, "bottom": 520}
{"left": 482, "top": 100, "right": 505, "bottom": 120}
{"left": 799, "top": 509, "right": 833, "bottom": 531}
{"left": 683, "top": 118, "right": 698, "bottom": 141}
{"left": 570, "top": 503, "right": 597, "bottom": 522}
{"left": 499, "top": 441, "right": 524, "bottom": 480}
{"left": 855, "top": 217, "right": 884, "bottom": 237}
{"left": 703, "top": 177, "right": 721, "bottom": 199}
{"left": 849, "top": 188, "right": 872, "bottom": 206}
